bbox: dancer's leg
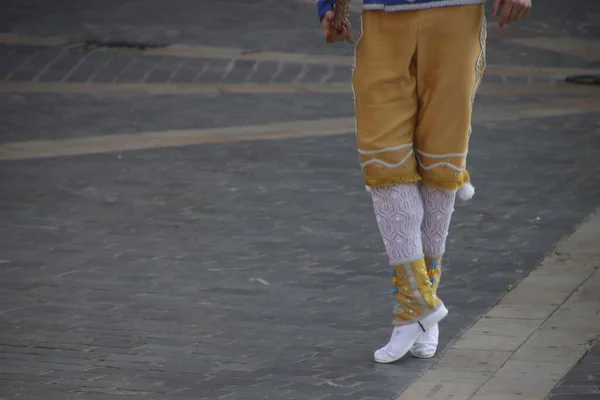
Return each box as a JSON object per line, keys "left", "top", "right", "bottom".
{"left": 370, "top": 183, "right": 447, "bottom": 363}
{"left": 411, "top": 185, "right": 457, "bottom": 358}
{"left": 353, "top": 9, "right": 448, "bottom": 364}
{"left": 410, "top": 3, "right": 487, "bottom": 358}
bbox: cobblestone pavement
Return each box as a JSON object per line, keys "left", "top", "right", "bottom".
{"left": 0, "top": 0, "right": 599, "bottom": 399}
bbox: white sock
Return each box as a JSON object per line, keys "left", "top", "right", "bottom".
{"left": 370, "top": 183, "right": 424, "bottom": 264}
{"left": 420, "top": 185, "right": 457, "bottom": 257}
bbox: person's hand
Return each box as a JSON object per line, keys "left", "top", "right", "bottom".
{"left": 321, "top": 10, "right": 352, "bottom": 43}
{"left": 492, "top": 0, "right": 532, "bottom": 28}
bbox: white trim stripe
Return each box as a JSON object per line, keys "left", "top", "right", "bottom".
{"left": 363, "top": 0, "right": 485, "bottom": 12}
{"left": 416, "top": 149, "right": 468, "bottom": 158}
{"left": 417, "top": 159, "right": 465, "bottom": 172}
{"left": 358, "top": 143, "right": 413, "bottom": 155}
{"left": 361, "top": 150, "right": 414, "bottom": 169}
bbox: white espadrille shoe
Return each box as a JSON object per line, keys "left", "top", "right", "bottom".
{"left": 374, "top": 304, "right": 447, "bottom": 364}
{"left": 410, "top": 323, "right": 439, "bottom": 358}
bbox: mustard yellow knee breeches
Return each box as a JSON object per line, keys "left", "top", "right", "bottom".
{"left": 353, "top": 4, "right": 487, "bottom": 190}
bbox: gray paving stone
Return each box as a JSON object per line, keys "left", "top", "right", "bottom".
{"left": 25, "top": 48, "right": 63, "bottom": 72}
{"left": 271, "top": 62, "right": 303, "bottom": 83}
{"left": 222, "top": 60, "right": 257, "bottom": 83}
{"left": 61, "top": 52, "right": 113, "bottom": 83}
{"left": 88, "top": 53, "right": 135, "bottom": 83}
{"left": 143, "top": 66, "right": 176, "bottom": 84}
{"left": 549, "top": 343, "right": 600, "bottom": 399}
{"left": 328, "top": 66, "right": 353, "bottom": 83}
{"left": 109, "top": 58, "right": 151, "bottom": 84}
{"left": 169, "top": 64, "right": 201, "bottom": 83}
{"left": 299, "top": 64, "right": 329, "bottom": 83}
{"left": 0, "top": 92, "right": 355, "bottom": 143}
{"left": 1, "top": 1, "right": 600, "bottom": 400}
{"left": 2, "top": 2, "right": 596, "bottom": 88}
{"left": 0, "top": 47, "right": 39, "bottom": 77}
{"left": 193, "top": 59, "right": 233, "bottom": 83}
{"left": 2, "top": 0, "right": 599, "bottom": 65}
{"left": 1, "top": 112, "right": 600, "bottom": 399}
{"left": 250, "top": 61, "right": 281, "bottom": 84}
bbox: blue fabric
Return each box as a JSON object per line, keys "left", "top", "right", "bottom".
{"left": 317, "top": 0, "right": 335, "bottom": 21}
{"left": 362, "top": 0, "right": 484, "bottom": 9}
{"left": 317, "top": 0, "right": 485, "bottom": 21}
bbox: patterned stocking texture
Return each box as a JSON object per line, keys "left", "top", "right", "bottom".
{"left": 371, "top": 183, "right": 424, "bottom": 264}
{"left": 420, "top": 185, "right": 457, "bottom": 257}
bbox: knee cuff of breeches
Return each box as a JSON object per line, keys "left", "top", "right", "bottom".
{"left": 421, "top": 169, "right": 472, "bottom": 192}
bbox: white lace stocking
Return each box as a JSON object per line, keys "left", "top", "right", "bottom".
{"left": 420, "top": 185, "right": 457, "bottom": 257}
{"left": 371, "top": 183, "right": 424, "bottom": 264}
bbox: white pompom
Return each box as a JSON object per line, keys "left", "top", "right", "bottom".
{"left": 457, "top": 182, "right": 475, "bottom": 201}
{"left": 365, "top": 185, "right": 372, "bottom": 193}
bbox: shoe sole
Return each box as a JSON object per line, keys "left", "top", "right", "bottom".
{"left": 410, "top": 350, "right": 436, "bottom": 359}
{"left": 374, "top": 305, "right": 448, "bottom": 364}
{"left": 374, "top": 335, "right": 421, "bottom": 364}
